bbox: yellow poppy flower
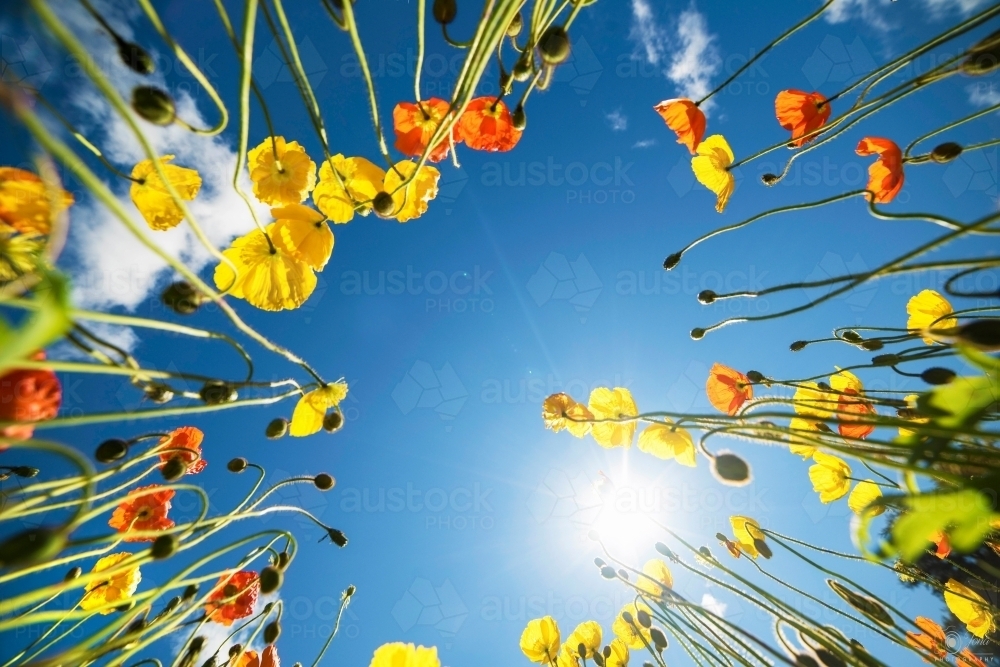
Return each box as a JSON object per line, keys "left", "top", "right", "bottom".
{"left": 520, "top": 616, "right": 560, "bottom": 664}
{"left": 730, "top": 515, "right": 765, "bottom": 559}
{"left": 290, "top": 381, "right": 349, "bottom": 437}
{"left": 945, "top": 579, "right": 996, "bottom": 638}
{"left": 637, "top": 559, "right": 673, "bottom": 597}
{"left": 542, "top": 393, "right": 593, "bottom": 437}
{"left": 555, "top": 646, "right": 579, "bottom": 667}
{"left": 906, "top": 290, "right": 957, "bottom": 345}
{"left": 830, "top": 368, "right": 864, "bottom": 395}
{"left": 793, "top": 382, "right": 837, "bottom": 419}
{"left": 587, "top": 387, "right": 638, "bottom": 449}
{"left": 271, "top": 204, "right": 333, "bottom": 270}
{"left": 213, "top": 223, "right": 316, "bottom": 311}
{"left": 605, "top": 638, "right": 629, "bottom": 667}
{"left": 612, "top": 601, "right": 653, "bottom": 649}
{"left": 0, "top": 227, "right": 44, "bottom": 282}
{"left": 313, "top": 155, "right": 385, "bottom": 223}
{"left": 788, "top": 417, "right": 825, "bottom": 458}
{"left": 809, "top": 452, "right": 852, "bottom": 503}
{"left": 248, "top": 136, "right": 316, "bottom": 206}
{"left": 848, "top": 480, "right": 884, "bottom": 516}
{"left": 565, "top": 620, "right": 602, "bottom": 659}
{"left": 368, "top": 642, "right": 440, "bottom": 667}
{"left": 691, "top": 134, "right": 735, "bottom": 213}
{"left": 0, "top": 167, "right": 74, "bottom": 235}
{"left": 80, "top": 552, "right": 141, "bottom": 614}
{"left": 384, "top": 161, "right": 440, "bottom": 223}
{"left": 638, "top": 421, "right": 696, "bottom": 466}
{"left": 129, "top": 156, "right": 202, "bottom": 231}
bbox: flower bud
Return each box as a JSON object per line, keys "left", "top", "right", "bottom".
{"left": 860, "top": 339, "right": 883, "bottom": 351}
{"left": 499, "top": 70, "right": 513, "bottom": 91}
{"left": 621, "top": 611, "right": 634, "bottom": 624}
{"left": 144, "top": 383, "right": 174, "bottom": 404}
{"left": 96, "top": 438, "right": 129, "bottom": 463}
{"left": 132, "top": 86, "right": 176, "bottom": 125}
{"left": 871, "top": 353, "right": 899, "bottom": 366}
{"left": 746, "top": 370, "right": 764, "bottom": 383}
{"left": 266, "top": 417, "right": 288, "bottom": 439}
{"left": 577, "top": 643, "right": 587, "bottom": 659}
{"left": 594, "top": 557, "right": 606, "bottom": 568}
{"left": 655, "top": 542, "right": 677, "bottom": 561}
{"left": 151, "top": 534, "right": 177, "bottom": 559}
{"left": 322, "top": 410, "right": 344, "bottom": 433}
{"left": 841, "top": 330, "right": 862, "bottom": 343}
{"left": 326, "top": 527, "right": 348, "bottom": 547}
{"left": 201, "top": 655, "right": 217, "bottom": 667}
{"left": 539, "top": 26, "right": 570, "bottom": 65}
{"left": 512, "top": 105, "right": 526, "bottom": 131}
{"left": 790, "top": 340, "right": 807, "bottom": 351}
{"left": 507, "top": 13, "right": 523, "bottom": 37}
{"left": 344, "top": 584, "right": 357, "bottom": 598}
{"left": 600, "top": 565, "right": 617, "bottom": 579}
{"left": 189, "top": 636, "right": 205, "bottom": 653}
{"left": 962, "top": 28, "right": 1000, "bottom": 75}
{"left": 0, "top": 527, "right": 66, "bottom": 567}
{"left": 711, "top": 452, "right": 751, "bottom": 486}
{"left": 955, "top": 319, "right": 1000, "bottom": 350}
{"left": 161, "top": 456, "right": 188, "bottom": 481}
{"left": 753, "top": 538, "right": 772, "bottom": 559}
{"left": 512, "top": 58, "right": 533, "bottom": 82}
{"left": 697, "top": 289, "right": 716, "bottom": 304}
{"left": 314, "top": 473, "right": 336, "bottom": 490}
{"left": 372, "top": 192, "right": 395, "bottom": 218}
{"left": 814, "top": 648, "right": 846, "bottom": 667}
{"left": 690, "top": 327, "right": 705, "bottom": 340}
{"left": 921, "top": 367, "right": 955, "bottom": 385}
{"left": 227, "top": 457, "right": 248, "bottom": 473}
{"left": 636, "top": 609, "right": 651, "bottom": 628}
{"left": 117, "top": 39, "right": 155, "bottom": 75}
{"left": 761, "top": 173, "right": 779, "bottom": 186}
{"left": 795, "top": 655, "right": 820, "bottom": 667}
{"left": 12, "top": 466, "right": 39, "bottom": 478}
{"left": 432, "top": 0, "right": 457, "bottom": 24}
{"left": 127, "top": 618, "right": 147, "bottom": 635}
{"left": 817, "top": 381, "right": 832, "bottom": 391}
{"left": 931, "top": 142, "right": 962, "bottom": 163}
{"left": 260, "top": 565, "right": 283, "bottom": 594}
{"left": 617, "top": 569, "right": 629, "bottom": 580}
{"left": 229, "top": 645, "right": 243, "bottom": 658}
{"left": 264, "top": 620, "right": 281, "bottom": 644}
{"left": 663, "top": 252, "right": 681, "bottom": 270}
{"left": 162, "top": 281, "right": 204, "bottom": 315}
{"left": 199, "top": 381, "right": 237, "bottom": 405}
{"left": 183, "top": 584, "right": 199, "bottom": 600}
{"left": 593, "top": 654, "right": 605, "bottom": 667}
{"left": 650, "top": 627, "right": 668, "bottom": 651}
{"left": 164, "top": 596, "right": 181, "bottom": 613}
{"left": 65, "top": 566, "right": 82, "bottom": 581}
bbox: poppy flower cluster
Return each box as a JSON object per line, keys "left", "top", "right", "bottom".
{"left": 519, "top": 610, "right": 659, "bottom": 667}
{"left": 391, "top": 96, "right": 522, "bottom": 163}
{"left": 234, "top": 645, "right": 281, "bottom": 667}
{"left": 906, "top": 616, "right": 987, "bottom": 666}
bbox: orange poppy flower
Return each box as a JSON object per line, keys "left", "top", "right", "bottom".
{"left": 108, "top": 484, "right": 176, "bottom": 541}
{"left": 157, "top": 426, "right": 207, "bottom": 474}
{"left": 393, "top": 98, "right": 454, "bottom": 163}
{"left": 856, "top": 137, "right": 904, "bottom": 203}
{"left": 456, "top": 98, "right": 522, "bottom": 152}
{"left": 905, "top": 617, "right": 947, "bottom": 661}
{"left": 234, "top": 645, "right": 280, "bottom": 667}
{"left": 705, "top": 363, "right": 753, "bottom": 416}
{"left": 958, "top": 648, "right": 988, "bottom": 667}
{"left": 774, "top": 90, "right": 830, "bottom": 147}
{"left": 932, "top": 531, "right": 952, "bottom": 559}
{"left": 836, "top": 389, "right": 876, "bottom": 440}
{"left": 205, "top": 570, "right": 259, "bottom": 626}
{"left": 0, "top": 351, "right": 61, "bottom": 442}
{"left": 654, "top": 98, "right": 706, "bottom": 154}
{"left": 0, "top": 167, "right": 74, "bottom": 234}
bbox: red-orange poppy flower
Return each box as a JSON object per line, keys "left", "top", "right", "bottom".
{"left": 393, "top": 98, "right": 454, "bottom": 163}
{"left": 705, "top": 363, "right": 753, "bottom": 416}
{"left": 654, "top": 98, "right": 706, "bottom": 154}
{"left": 205, "top": 570, "right": 259, "bottom": 626}
{"left": 932, "top": 530, "right": 952, "bottom": 559}
{"left": 456, "top": 98, "right": 522, "bottom": 152}
{"left": 157, "top": 426, "right": 206, "bottom": 474}
{"left": 856, "top": 137, "right": 904, "bottom": 203}
{"left": 234, "top": 645, "right": 280, "bottom": 667}
{"left": 958, "top": 648, "right": 988, "bottom": 667}
{"left": 836, "top": 389, "right": 876, "bottom": 440}
{"left": 774, "top": 90, "right": 830, "bottom": 147}
{"left": 0, "top": 351, "right": 61, "bottom": 443}
{"left": 108, "top": 484, "right": 176, "bottom": 541}
{"left": 905, "top": 617, "right": 947, "bottom": 661}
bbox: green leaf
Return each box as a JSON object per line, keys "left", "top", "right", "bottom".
{"left": 891, "top": 490, "right": 998, "bottom": 562}
{"left": 0, "top": 269, "right": 72, "bottom": 371}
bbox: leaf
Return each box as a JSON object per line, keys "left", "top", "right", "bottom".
{"left": 0, "top": 268, "right": 72, "bottom": 372}
{"left": 891, "top": 490, "right": 998, "bottom": 562}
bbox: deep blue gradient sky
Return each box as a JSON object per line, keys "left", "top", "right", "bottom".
{"left": 3, "top": 0, "right": 1000, "bottom": 665}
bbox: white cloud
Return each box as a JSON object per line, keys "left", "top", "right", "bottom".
{"left": 632, "top": 139, "right": 657, "bottom": 149}
{"left": 629, "top": 0, "right": 669, "bottom": 65}
{"left": 701, "top": 593, "right": 727, "bottom": 617}
{"left": 827, "top": 0, "right": 984, "bottom": 27}
{"left": 968, "top": 83, "right": 1000, "bottom": 107}
{"left": 606, "top": 109, "right": 628, "bottom": 131}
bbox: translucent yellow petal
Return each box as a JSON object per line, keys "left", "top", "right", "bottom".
{"left": 274, "top": 212, "right": 334, "bottom": 270}
{"left": 289, "top": 382, "right": 347, "bottom": 437}
{"left": 809, "top": 452, "right": 852, "bottom": 503}
{"left": 587, "top": 387, "right": 638, "bottom": 449}
{"left": 369, "top": 643, "right": 440, "bottom": 667}
{"left": 612, "top": 602, "right": 652, "bottom": 649}
{"left": 566, "top": 621, "right": 602, "bottom": 658}
{"left": 945, "top": 579, "right": 995, "bottom": 638}
{"left": 730, "top": 515, "right": 763, "bottom": 558}
{"left": 605, "top": 639, "right": 629, "bottom": 667}
{"left": 637, "top": 559, "right": 673, "bottom": 597}
{"left": 520, "top": 616, "right": 561, "bottom": 664}
{"left": 385, "top": 161, "right": 440, "bottom": 223}
{"left": 691, "top": 135, "right": 736, "bottom": 213}
{"left": 830, "top": 368, "right": 864, "bottom": 395}
{"left": 129, "top": 155, "right": 202, "bottom": 231}
{"left": 80, "top": 552, "right": 141, "bottom": 614}
{"left": 314, "top": 155, "right": 386, "bottom": 223}
{"left": 906, "top": 289, "right": 957, "bottom": 345}
{"left": 793, "top": 382, "right": 837, "bottom": 419}
{"left": 638, "top": 422, "right": 696, "bottom": 466}
{"left": 848, "top": 480, "right": 885, "bottom": 516}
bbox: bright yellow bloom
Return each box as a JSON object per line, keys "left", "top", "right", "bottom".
{"left": 788, "top": 418, "right": 825, "bottom": 458}
{"left": 637, "top": 559, "right": 673, "bottom": 597}
{"left": 214, "top": 223, "right": 316, "bottom": 311}
{"left": 945, "top": 579, "right": 996, "bottom": 638}
{"left": 0, "top": 167, "right": 74, "bottom": 235}
{"left": 730, "top": 515, "right": 765, "bottom": 559}
{"left": 605, "top": 638, "right": 629, "bottom": 667}
{"left": 80, "top": 553, "right": 141, "bottom": 614}
{"left": 0, "top": 227, "right": 44, "bottom": 282}
{"left": 848, "top": 480, "right": 884, "bottom": 516}
{"left": 290, "top": 381, "right": 349, "bottom": 437}
{"left": 248, "top": 136, "right": 316, "bottom": 206}
{"left": 272, "top": 204, "right": 333, "bottom": 270}
{"left": 613, "top": 601, "right": 652, "bottom": 649}
{"left": 520, "top": 616, "right": 560, "bottom": 664}
{"left": 638, "top": 421, "right": 696, "bottom": 466}
{"left": 129, "top": 156, "right": 202, "bottom": 231}
{"left": 542, "top": 393, "right": 594, "bottom": 438}
{"left": 565, "top": 621, "right": 602, "bottom": 659}
{"left": 313, "top": 155, "right": 385, "bottom": 223}
{"left": 907, "top": 289, "right": 957, "bottom": 345}
{"left": 830, "top": 368, "right": 864, "bottom": 395}
{"left": 809, "top": 452, "right": 852, "bottom": 503}
{"left": 555, "top": 645, "right": 579, "bottom": 667}
{"left": 368, "top": 642, "right": 440, "bottom": 667}
{"left": 691, "top": 134, "right": 735, "bottom": 213}
{"left": 384, "top": 161, "right": 440, "bottom": 223}
{"left": 587, "top": 387, "right": 638, "bottom": 448}
{"left": 793, "top": 382, "right": 837, "bottom": 419}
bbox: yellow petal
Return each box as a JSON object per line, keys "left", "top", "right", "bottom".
{"left": 129, "top": 155, "right": 202, "bottom": 231}
{"left": 587, "top": 387, "right": 638, "bottom": 449}
{"left": 830, "top": 368, "right": 864, "bottom": 395}
{"left": 638, "top": 421, "right": 696, "bottom": 466}
{"left": 215, "top": 224, "right": 316, "bottom": 311}
{"left": 691, "top": 134, "right": 735, "bottom": 213}
{"left": 248, "top": 137, "right": 316, "bottom": 206}
{"left": 605, "top": 638, "right": 629, "bottom": 667}
{"left": 385, "top": 161, "right": 440, "bottom": 223}
{"left": 730, "top": 515, "right": 764, "bottom": 558}
{"left": 314, "top": 155, "right": 386, "bottom": 223}
{"left": 945, "top": 579, "right": 995, "bottom": 638}
{"left": 80, "top": 552, "right": 141, "bottom": 614}
{"left": 809, "top": 452, "right": 852, "bottom": 503}
{"left": 520, "top": 616, "right": 561, "bottom": 664}
{"left": 272, "top": 204, "right": 334, "bottom": 270}
{"left": 566, "top": 621, "right": 602, "bottom": 658}
{"left": 788, "top": 418, "right": 824, "bottom": 458}
{"left": 612, "top": 602, "right": 652, "bottom": 649}
{"left": 793, "top": 382, "right": 837, "bottom": 419}
{"left": 637, "top": 559, "right": 673, "bottom": 597}
{"left": 290, "top": 382, "right": 349, "bottom": 437}
{"left": 907, "top": 289, "right": 957, "bottom": 345}
{"left": 369, "top": 642, "right": 440, "bottom": 667}
{"left": 848, "top": 480, "right": 884, "bottom": 516}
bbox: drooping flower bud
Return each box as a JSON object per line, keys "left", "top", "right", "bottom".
{"left": 151, "top": 534, "right": 177, "bottom": 559}
{"left": 314, "top": 473, "right": 336, "bottom": 490}
{"left": 432, "top": 0, "right": 457, "bottom": 24}
{"left": 96, "top": 438, "right": 129, "bottom": 463}
{"left": 372, "top": 192, "right": 395, "bottom": 218}
{"left": 650, "top": 627, "right": 668, "bottom": 651}
{"left": 600, "top": 565, "right": 616, "bottom": 579}
{"left": 0, "top": 527, "right": 65, "bottom": 567}
{"left": 266, "top": 417, "right": 288, "bottom": 439}
{"left": 511, "top": 105, "right": 526, "bottom": 131}
{"left": 326, "top": 527, "right": 348, "bottom": 547}
{"left": 260, "top": 565, "right": 283, "bottom": 594}
{"left": 711, "top": 452, "right": 751, "bottom": 486}
{"left": 144, "top": 383, "right": 175, "bottom": 404}
{"left": 871, "top": 353, "right": 899, "bottom": 366}
{"left": 860, "top": 339, "right": 883, "bottom": 351}
{"left": 663, "top": 252, "right": 682, "bottom": 270}
{"left": 636, "top": 609, "right": 652, "bottom": 628}
{"left": 790, "top": 340, "right": 807, "bottom": 351}
{"left": 229, "top": 645, "right": 243, "bottom": 658}
{"left": 322, "top": 410, "right": 344, "bottom": 433}
{"left": 162, "top": 281, "right": 204, "bottom": 315}
{"left": 199, "top": 381, "right": 237, "bottom": 405}
{"left": 506, "top": 13, "right": 523, "bottom": 37}
{"left": 116, "top": 39, "right": 155, "bottom": 75}
{"left": 698, "top": 289, "right": 716, "bottom": 304}
{"left": 227, "top": 457, "right": 248, "bottom": 473}
{"left": 841, "top": 330, "right": 862, "bottom": 343}
{"left": 512, "top": 57, "right": 533, "bottom": 82}
{"left": 539, "top": 26, "right": 570, "bottom": 65}
{"left": 690, "top": 327, "right": 705, "bottom": 340}
{"left": 954, "top": 319, "right": 1000, "bottom": 350}
{"left": 921, "top": 367, "right": 956, "bottom": 385}
{"left": 161, "top": 456, "right": 188, "bottom": 482}
{"left": 930, "top": 142, "right": 962, "bottom": 163}
{"left": 761, "top": 173, "right": 779, "bottom": 186}
{"left": 65, "top": 566, "right": 82, "bottom": 581}
{"left": 182, "top": 584, "right": 199, "bottom": 600}
{"left": 746, "top": 370, "right": 764, "bottom": 383}
{"left": 264, "top": 620, "right": 281, "bottom": 644}
{"left": 132, "top": 86, "right": 176, "bottom": 125}
{"left": 12, "top": 466, "right": 39, "bottom": 478}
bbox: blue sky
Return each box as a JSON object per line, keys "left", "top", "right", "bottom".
{"left": 2, "top": 0, "right": 1000, "bottom": 665}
